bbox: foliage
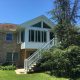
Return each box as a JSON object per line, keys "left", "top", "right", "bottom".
{"left": 64, "top": 45, "right": 80, "bottom": 78}
{"left": 50, "top": 0, "right": 80, "bottom": 48}
{"left": 40, "top": 45, "right": 80, "bottom": 78}
{"left": 0, "top": 65, "right": 16, "bottom": 70}
{"left": 39, "top": 50, "right": 53, "bottom": 70}
{"left": 50, "top": 0, "right": 80, "bottom": 24}
{"left": 53, "top": 25, "right": 80, "bottom": 48}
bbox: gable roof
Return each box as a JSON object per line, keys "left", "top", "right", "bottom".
{"left": 20, "top": 15, "right": 54, "bottom": 28}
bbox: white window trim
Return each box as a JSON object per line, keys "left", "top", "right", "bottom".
{"left": 41, "top": 21, "right": 43, "bottom": 28}
{"left": 29, "top": 29, "right": 47, "bottom": 43}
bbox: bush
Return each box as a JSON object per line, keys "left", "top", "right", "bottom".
{"left": 65, "top": 45, "right": 80, "bottom": 78}
{"left": 39, "top": 45, "right": 80, "bottom": 78}
{"left": 0, "top": 65, "right": 16, "bottom": 70}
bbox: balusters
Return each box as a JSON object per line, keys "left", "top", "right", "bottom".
{"left": 24, "top": 38, "right": 57, "bottom": 72}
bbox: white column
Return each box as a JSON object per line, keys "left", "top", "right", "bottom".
{"left": 41, "top": 21, "right": 43, "bottom": 28}
{"left": 40, "top": 31, "right": 42, "bottom": 42}
{"left": 25, "top": 28, "right": 29, "bottom": 43}
{"left": 25, "top": 28, "right": 29, "bottom": 49}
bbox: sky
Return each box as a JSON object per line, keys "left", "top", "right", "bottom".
{"left": 0, "top": 0, "right": 53, "bottom": 24}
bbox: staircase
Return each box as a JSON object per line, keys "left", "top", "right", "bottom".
{"left": 24, "top": 38, "right": 57, "bottom": 73}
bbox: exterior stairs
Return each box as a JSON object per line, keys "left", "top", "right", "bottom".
{"left": 24, "top": 38, "right": 57, "bottom": 73}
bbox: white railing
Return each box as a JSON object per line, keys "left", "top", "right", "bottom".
{"left": 24, "top": 38, "right": 57, "bottom": 72}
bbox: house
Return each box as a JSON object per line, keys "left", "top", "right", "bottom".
{"left": 0, "top": 24, "right": 21, "bottom": 65}
{"left": 0, "top": 15, "right": 54, "bottom": 67}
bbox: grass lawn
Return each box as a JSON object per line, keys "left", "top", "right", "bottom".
{"left": 0, "top": 70, "right": 68, "bottom": 80}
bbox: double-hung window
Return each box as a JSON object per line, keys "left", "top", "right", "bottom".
{"left": 6, "top": 52, "right": 19, "bottom": 63}
{"left": 6, "top": 33, "right": 13, "bottom": 41}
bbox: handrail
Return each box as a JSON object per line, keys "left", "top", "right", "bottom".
{"left": 27, "top": 38, "right": 55, "bottom": 61}
{"left": 28, "top": 39, "right": 55, "bottom": 65}
{"left": 24, "top": 38, "right": 57, "bottom": 72}
{"left": 27, "top": 43, "right": 45, "bottom": 61}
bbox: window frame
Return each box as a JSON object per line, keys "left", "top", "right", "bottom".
{"left": 32, "top": 22, "right": 41, "bottom": 28}
{"left": 29, "top": 29, "right": 47, "bottom": 43}
{"left": 21, "top": 30, "right": 25, "bottom": 42}
{"left": 6, "top": 32, "right": 13, "bottom": 41}
{"left": 6, "top": 52, "right": 19, "bottom": 63}
{"left": 43, "top": 22, "right": 51, "bottom": 29}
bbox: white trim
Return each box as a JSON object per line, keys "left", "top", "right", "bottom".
{"left": 28, "top": 27, "right": 51, "bottom": 31}
{"left": 28, "top": 29, "right": 47, "bottom": 43}
{"left": 21, "top": 15, "right": 54, "bottom": 28}
{"left": 41, "top": 21, "right": 43, "bottom": 28}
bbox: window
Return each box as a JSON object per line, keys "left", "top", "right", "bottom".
{"left": 29, "top": 30, "right": 47, "bottom": 42}
{"left": 6, "top": 52, "right": 12, "bottom": 62}
{"left": 6, "top": 33, "right": 13, "bottom": 41}
{"left": 32, "top": 22, "right": 51, "bottom": 29}
{"left": 6, "top": 52, "right": 19, "bottom": 63}
{"left": 38, "top": 31, "right": 40, "bottom": 42}
{"left": 44, "top": 31, "right": 47, "bottom": 42}
{"left": 43, "top": 22, "right": 51, "bottom": 29}
{"left": 21, "top": 30, "right": 25, "bottom": 42}
{"left": 13, "top": 53, "right": 19, "bottom": 61}
{"left": 32, "top": 22, "right": 41, "bottom": 28}
{"left": 31, "top": 30, "right": 34, "bottom": 42}
{"left": 29, "top": 30, "right": 34, "bottom": 42}
{"left": 35, "top": 31, "right": 38, "bottom": 42}
{"left": 50, "top": 32, "right": 54, "bottom": 40}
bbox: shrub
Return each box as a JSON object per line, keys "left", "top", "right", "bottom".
{"left": 39, "top": 45, "right": 80, "bottom": 78}
{"left": 0, "top": 65, "right": 16, "bottom": 70}
{"left": 64, "top": 45, "right": 80, "bottom": 78}
{"left": 38, "top": 50, "right": 52, "bottom": 71}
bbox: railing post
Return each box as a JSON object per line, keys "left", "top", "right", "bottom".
{"left": 24, "top": 38, "right": 58, "bottom": 73}
{"left": 24, "top": 59, "right": 28, "bottom": 73}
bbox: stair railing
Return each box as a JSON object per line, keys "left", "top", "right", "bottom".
{"left": 24, "top": 38, "right": 57, "bottom": 72}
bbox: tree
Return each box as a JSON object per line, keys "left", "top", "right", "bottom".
{"left": 38, "top": 1, "right": 80, "bottom": 79}
{"left": 50, "top": 0, "right": 80, "bottom": 48}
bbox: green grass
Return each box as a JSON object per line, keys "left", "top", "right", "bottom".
{"left": 0, "top": 70, "right": 68, "bottom": 80}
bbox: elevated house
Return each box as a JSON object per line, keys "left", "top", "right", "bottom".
{"left": 0, "top": 15, "right": 56, "bottom": 72}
